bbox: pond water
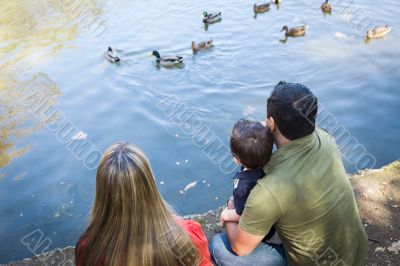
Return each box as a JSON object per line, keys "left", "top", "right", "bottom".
{"left": 1, "top": 0, "right": 399, "bottom": 263}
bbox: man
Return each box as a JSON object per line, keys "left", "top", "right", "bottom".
{"left": 211, "top": 81, "right": 368, "bottom": 265}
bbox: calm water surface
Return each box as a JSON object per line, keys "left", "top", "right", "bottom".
{"left": 1, "top": 0, "right": 399, "bottom": 262}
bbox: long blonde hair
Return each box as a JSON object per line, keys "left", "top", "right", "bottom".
{"left": 77, "top": 142, "right": 200, "bottom": 266}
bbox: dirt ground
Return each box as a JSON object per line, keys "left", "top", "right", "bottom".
{"left": 350, "top": 160, "right": 400, "bottom": 265}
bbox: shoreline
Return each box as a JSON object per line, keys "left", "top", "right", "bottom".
{"left": 2, "top": 160, "right": 399, "bottom": 266}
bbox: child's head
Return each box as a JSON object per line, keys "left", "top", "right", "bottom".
{"left": 230, "top": 119, "right": 273, "bottom": 169}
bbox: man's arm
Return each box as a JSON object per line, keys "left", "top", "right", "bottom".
{"left": 225, "top": 221, "right": 265, "bottom": 256}
{"left": 223, "top": 183, "right": 282, "bottom": 256}
{"left": 222, "top": 198, "right": 264, "bottom": 256}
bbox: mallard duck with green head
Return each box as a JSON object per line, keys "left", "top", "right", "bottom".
{"left": 203, "top": 11, "right": 222, "bottom": 23}
{"left": 365, "top": 25, "right": 391, "bottom": 39}
{"left": 254, "top": 3, "right": 270, "bottom": 13}
{"left": 321, "top": 0, "right": 332, "bottom": 12}
{"left": 281, "top": 25, "right": 307, "bottom": 37}
{"left": 192, "top": 40, "right": 214, "bottom": 52}
{"left": 151, "top": 50, "right": 183, "bottom": 66}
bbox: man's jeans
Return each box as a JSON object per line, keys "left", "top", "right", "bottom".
{"left": 210, "top": 233, "right": 287, "bottom": 266}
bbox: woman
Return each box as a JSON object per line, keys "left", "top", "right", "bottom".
{"left": 76, "top": 142, "right": 211, "bottom": 266}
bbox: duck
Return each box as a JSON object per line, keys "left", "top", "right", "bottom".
{"left": 281, "top": 25, "right": 307, "bottom": 37}
{"left": 151, "top": 50, "right": 183, "bottom": 66}
{"left": 203, "top": 11, "right": 222, "bottom": 23}
{"left": 192, "top": 40, "right": 214, "bottom": 52}
{"left": 105, "top": 47, "right": 120, "bottom": 63}
{"left": 254, "top": 3, "right": 271, "bottom": 13}
{"left": 272, "top": 0, "right": 282, "bottom": 3}
{"left": 321, "top": 0, "right": 332, "bottom": 12}
{"left": 365, "top": 25, "right": 391, "bottom": 39}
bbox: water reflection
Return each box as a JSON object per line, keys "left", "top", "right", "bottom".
{"left": 0, "top": 0, "right": 103, "bottom": 175}
{"left": 0, "top": 0, "right": 79, "bottom": 68}
{"left": 0, "top": 73, "right": 60, "bottom": 177}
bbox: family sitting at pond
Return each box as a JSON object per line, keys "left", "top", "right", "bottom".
{"left": 75, "top": 81, "right": 368, "bottom": 266}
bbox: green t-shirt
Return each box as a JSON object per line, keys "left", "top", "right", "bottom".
{"left": 239, "top": 128, "right": 368, "bottom": 266}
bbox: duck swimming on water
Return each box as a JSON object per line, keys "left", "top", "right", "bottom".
{"left": 254, "top": 3, "right": 271, "bottom": 13}
{"left": 151, "top": 50, "right": 183, "bottom": 67}
{"left": 365, "top": 25, "right": 391, "bottom": 39}
{"left": 192, "top": 40, "right": 214, "bottom": 52}
{"left": 321, "top": 0, "right": 332, "bottom": 13}
{"left": 105, "top": 47, "right": 120, "bottom": 63}
{"left": 281, "top": 25, "right": 307, "bottom": 37}
{"left": 203, "top": 11, "right": 222, "bottom": 23}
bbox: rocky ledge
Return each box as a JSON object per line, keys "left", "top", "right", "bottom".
{"left": 3, "top": 160, "right": 399, "bottom": 266}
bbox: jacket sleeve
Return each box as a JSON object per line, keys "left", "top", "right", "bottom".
{"left": 233, "top": 187, "right": 252, "bottom": 215}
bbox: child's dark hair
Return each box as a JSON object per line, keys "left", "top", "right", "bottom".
{"left": 230, "top": 119, "right": 273, "bottom": 169}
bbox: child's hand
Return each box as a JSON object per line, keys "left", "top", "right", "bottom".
{"left": 227, "top": 199, "right": 235, "bottom": 210}
{"left": 220, "top": 207, "right": 241, "bottom": 228}
{"left": 220, "top": 207, "right": 230, "bottom": 228}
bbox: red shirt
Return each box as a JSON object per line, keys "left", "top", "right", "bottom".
{"left": 175, "top": 218, "right": 212, "bottom": 266}
{"left": 76, "top": 218, "right": 212, "bottom": 266}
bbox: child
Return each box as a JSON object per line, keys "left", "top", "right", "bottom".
{"left": 221, "top": 119, "right": 276, "bottom": 241}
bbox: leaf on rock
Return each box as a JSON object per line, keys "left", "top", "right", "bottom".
{"left": 387, "top": 240, "right": 400, "bottom": 254}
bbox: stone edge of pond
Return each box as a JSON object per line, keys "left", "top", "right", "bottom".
{"left": 2, "top": 160, "right": 399, "bottom": 266}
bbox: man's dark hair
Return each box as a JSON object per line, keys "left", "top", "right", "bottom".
{"left": 230, "top": 119, "right": 273, "bottom": 169}
{"left": 267, "top": 81, "right": 318, "bottom": 140}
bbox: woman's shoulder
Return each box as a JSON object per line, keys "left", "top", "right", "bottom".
{"left": 174, "top": 217, "right": 212, "bottom": 266}
{"left": 75, "top": 235, "right": 87, "bottom": 266}
{"left": 175, "top": 218, "right": 205, "bottom": 240}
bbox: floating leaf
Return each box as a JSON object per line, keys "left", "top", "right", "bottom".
{"left": 242, "top": 105, "right": 256, "bottom": 117}
{"left": 63, "top": 211, "right": 73, "bottom": 217}
{"left": 14, "top": 171, "right": 26, "bottom": 181}
{"left": 183, "top": 181, "right": 197, "bottom": 193}
{"left": 71, "top": 131, "right": 88, "bottom": 140}
{"left": 335, "top": 32, "right": 350, "bottom": 40}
